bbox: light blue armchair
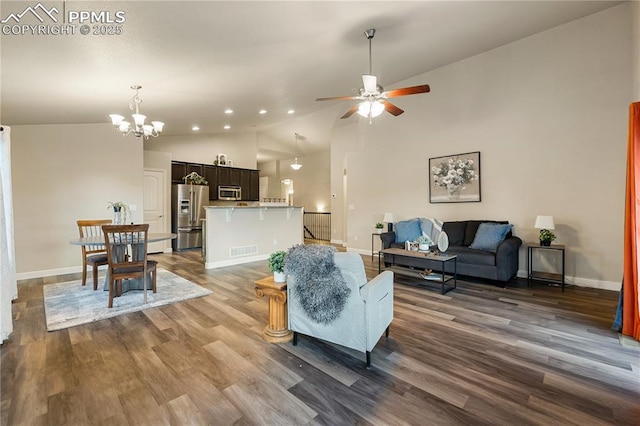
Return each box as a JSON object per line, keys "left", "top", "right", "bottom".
{"left": 287, "top": 251, "right": 394, "bottom": 368}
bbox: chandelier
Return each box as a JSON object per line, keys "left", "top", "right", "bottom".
{"left": 291, "top": 133, "right": 302, "bottom": 170}
{"left": 109, "top": 85, "right": 164, "bottom": 139}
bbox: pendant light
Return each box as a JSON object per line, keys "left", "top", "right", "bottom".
{"left": 291, "top": 133, "right": 302, "bottom": 170}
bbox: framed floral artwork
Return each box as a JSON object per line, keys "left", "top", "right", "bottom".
{"left": 429, "top": 151, "right": 481, "bottom": 203}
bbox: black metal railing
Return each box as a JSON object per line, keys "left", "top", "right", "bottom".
{"left": 303, "top": 212, "right": 331, "bottom": 241}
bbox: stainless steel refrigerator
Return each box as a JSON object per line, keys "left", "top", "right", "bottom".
{"left": 172, "top": 184, "right": 208, "bottom": 251}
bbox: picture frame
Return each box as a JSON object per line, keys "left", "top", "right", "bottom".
{"left": 429, "top": 151, "right": 481, "bottom": 203}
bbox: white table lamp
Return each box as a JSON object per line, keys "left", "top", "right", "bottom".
{"left": 383, "top": 212, "right": 394, "bottom": 232}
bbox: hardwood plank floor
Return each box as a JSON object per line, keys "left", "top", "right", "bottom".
{"left": 2, "top": 250, "right": 639, "bottom": 425}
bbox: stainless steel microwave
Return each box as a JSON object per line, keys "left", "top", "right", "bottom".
{"left": 218, "top": 185, "right": 241, "bottom": 200}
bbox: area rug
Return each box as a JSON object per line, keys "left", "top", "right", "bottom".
{"left": 43, "top": 269, "right": 212, "bottom": 331}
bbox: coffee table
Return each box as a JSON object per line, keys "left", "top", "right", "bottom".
{"left": 379, "top": 248, "right": 457, "bottom": 294}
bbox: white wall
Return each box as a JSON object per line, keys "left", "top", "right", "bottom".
{"left": 11, "top": 123, "right": 144, "bottom": 277}
{"left": 259, "top": 152, "right": 331, "bottom": 212}
{"left": 145, "top": 132, "right": 258, "bottom": 169}
{"left": 144, "top": 150, "right": 172, "bottom": 252}
{"left": 332, "top": 4, "right": 631, "bottom": 289}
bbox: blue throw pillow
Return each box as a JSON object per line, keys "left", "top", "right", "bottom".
{"left": 395, "top": 219, "right": 422, "bottom": 243}
{"left": 469, "top": 223, "right": 513, "bottom": 252}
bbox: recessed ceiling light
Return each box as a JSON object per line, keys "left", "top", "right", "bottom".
{"left": 224, "top": 109, "right": 233, "bottom": 114}
{"left": 259, "top": 109, "right": 267, "bottom": 115}
{"left": 287, "top": 109, "right": 295, "bottom": 114}
{"left": 223, "top": 125, "right": 231, "bottom": 130}
{"left": 192, "top": 125, "right": 200, "bottom": 131}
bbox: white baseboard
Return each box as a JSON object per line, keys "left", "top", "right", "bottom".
{"left": 205, "top": 254, "right": 268, "bottom": 269}
{"left": 516, "top": 270, "right": 619, "bottom": 291}
{"left": 330, "top": 239, "right": 344, "bottom": 245}
{"left": 16, "top": 265, "right": 107, "bottom": 281}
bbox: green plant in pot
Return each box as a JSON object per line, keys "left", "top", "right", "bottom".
{"left": 539, "top": 229, "right": 556, "bottom": 246}
{"left": 375, "top": 222, "right": 384, "bottom": 233}
{"left": 268, "top": 250, "right": 287, "bottom": 282}
{"left": 415, "top": 235, "right": 432, "bottom": 251}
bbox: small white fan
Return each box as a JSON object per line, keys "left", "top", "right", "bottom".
{"left": 437, "top": 232, "right": 449, "bottom": 253}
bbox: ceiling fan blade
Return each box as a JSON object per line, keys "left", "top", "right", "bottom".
{"left": 362, "top": 74, "right": 378, "bottom": 94}
{"left": 340, "top": 105, "right": 359, "bottom": 119}
{"left": 381, "top": 100, "right": 404, "bottom": 116}
{"left": 383, "top": 84, "right": 431, "bottom": 98}
{"left": 316, "top": 95, "right": 360, "bottom": 102}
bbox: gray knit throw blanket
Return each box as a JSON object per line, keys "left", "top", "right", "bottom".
{"left": 285, "top": 244, "right": 351, "bottom": 324}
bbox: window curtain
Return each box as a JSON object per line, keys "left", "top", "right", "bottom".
{"left": 0, "top": 125, "right": 17, "bottom": 343}
{"left": 621, "top": 103, "right": 640, "bottom": 340}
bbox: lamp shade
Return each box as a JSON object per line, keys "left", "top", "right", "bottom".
{"left": 382, "top": 212, "right": 394, "bottom": 223}
{"left": 534, "top": 215, "right": 555, "bottom": 230}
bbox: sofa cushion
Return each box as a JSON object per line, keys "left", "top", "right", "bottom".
{"left": 394, "top": 219, "right": 422, "bottom": 243}
{"left": 442, "top": 221, "right": 467, "bottom": 246}
{"left": 469, "top": 223, "right": 513, "bottom": 252}
{"left": 446, "top": 246, "right": 496, "bottom": 266}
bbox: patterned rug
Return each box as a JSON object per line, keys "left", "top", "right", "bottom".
{"left": 43, "top": 269, "right": 212, "bottom": 331}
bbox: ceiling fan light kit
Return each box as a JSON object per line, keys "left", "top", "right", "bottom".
{"left": 110, "top": 85, "right": 164, "bottom": 139}
{"left": 316, "top": 28, "right": 430, "bottom": 122}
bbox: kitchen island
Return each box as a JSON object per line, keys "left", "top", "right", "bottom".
{"left": 203, "top": 206, "right": 303, "bottom": 269}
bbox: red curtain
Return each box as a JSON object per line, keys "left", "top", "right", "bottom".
{"left": 623, "top": 102, "right": 640, "bottom": 340}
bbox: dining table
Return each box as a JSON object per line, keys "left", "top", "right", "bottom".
{"left": 69, "top": 232, "right": 176, "bottom": 292}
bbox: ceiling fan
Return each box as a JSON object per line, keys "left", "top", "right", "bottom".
{"left": 316, "top": 28, "right": 431, "bottom": 120}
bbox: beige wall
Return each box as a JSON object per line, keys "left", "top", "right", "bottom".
{"left": 259, "top": 152, "right": 331, "bottom": 212}
{"left": 11, "top": 123, "right": 144, "bottom": 277}
{"left": 145, "top": 132, "right": 258, "bottom": 169}
{"left": 332, "top": 4, "right": 631, "bottom": 289}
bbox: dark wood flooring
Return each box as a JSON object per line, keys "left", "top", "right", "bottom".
{"left": 2, "top": 249, "right": 639, "bottom": 425}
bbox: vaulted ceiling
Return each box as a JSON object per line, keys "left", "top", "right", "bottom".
{"left": 0, "top": 1, "right": 622, "bottom": 160}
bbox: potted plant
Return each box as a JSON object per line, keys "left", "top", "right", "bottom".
{"left": 183, "top": 171, "right": 208, "bottom": 185}
{"left": 268, "top": 250, "right": 287, "bottom": 282}
{"left": 539, "top": 229, "right": 556, "bottom": 246}
{"left": 415, "top": 235, "right": 432, "bottom": 251}
{"left": 374, "top": 222, "right": 384, "bottom": 234}
{"left": 107, "top": 201, "right": 130, "bottom": 224}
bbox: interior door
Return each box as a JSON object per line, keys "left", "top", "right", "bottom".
{"left": 144, "top": 169, "right": 166, "bottom": 253}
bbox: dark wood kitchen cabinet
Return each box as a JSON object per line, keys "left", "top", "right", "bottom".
{"left": 172, "top": 162, "right": 204, "bottom": 184}
{"left": 171, "top": 161, "right": 259, "bottom": 200}
{"left": 203, "top": 165, "right": 218, "bottom": 200}
{"left": 171, "top": 162, "right": 186, "bottom": 184}
{"left": 249, "top": 170, "right": 259, "bottom": 201}
{"left": 217, "top": 167, "right": 230, "bottom": 186}
{"left": 229, "top": 168, "right": 241, "bottom": 186}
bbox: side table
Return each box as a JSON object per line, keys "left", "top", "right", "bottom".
{"left": 371, "top": 232, "right": 383, "bottom": 261}
{"left": 527, "top": 244, "right": 566, "bottom": 291}
{"left": 254, "top": 276, "right": 293, "bottom": 343}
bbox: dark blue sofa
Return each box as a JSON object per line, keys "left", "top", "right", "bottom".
{"left": 380, "top": 220, "right": 522, "bottom": 282}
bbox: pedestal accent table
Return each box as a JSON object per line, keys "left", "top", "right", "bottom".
{"left": 254, "top": 276, "right": 293, "bottom": 343}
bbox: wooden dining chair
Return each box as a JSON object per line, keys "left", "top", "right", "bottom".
{"left": 77, "top": 219, "right": 112, "bottom": 290}
{"left": 102, "top": 224, "right": 158, "bottom": 308}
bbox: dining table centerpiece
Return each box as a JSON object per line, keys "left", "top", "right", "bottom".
{"left": 107, "top": 201, "right": 130, "bottom": 225}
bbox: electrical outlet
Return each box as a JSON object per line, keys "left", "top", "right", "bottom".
{"left": 129, "top": 204, "right": 137, "bottom": 211}
{"left": 354, "top": 235, "right": 358, "bottom": 241}
{"left": 273, "top": 238, "right": 277, "bottom": 245}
